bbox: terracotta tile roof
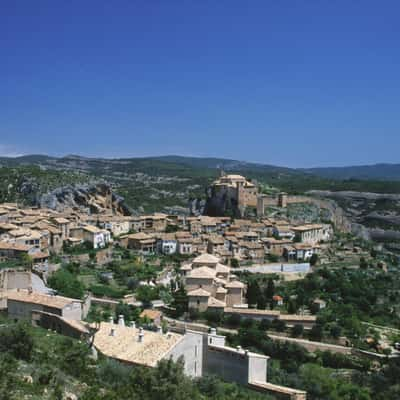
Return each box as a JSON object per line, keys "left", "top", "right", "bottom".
{"left": 225, "top": 280, "right": 245, "bottom": 289}
{"left": 93, "top": 322, "right": 182, "bottom": 367}
{"left": 53, "top": 217, "right": 70, "bottom": 224}
{"left": 127, "top": 232, "right": 154, "bottom": 240}
{"left": 216, "top": 263, "right": 231, "bottom": 274}
{"left": 6, "top": 289, "right": 81, "bottom": 310}
{"left": 187, "top": 266, "right": 216, "bottom": 279}
{"left": 0, "top": 241, "right": 31, "bottom": 251}
{"left": 192, "top": 253, "right": 220, "bottom": 265}
{"left": 83, "top": 225, "right": 103, "bottom": 234}
{"left": 187, "top": 288, "right": 211, "bottom": 297}
{"left": 208, "top": 296, "right": 226, "bottom": 308}
{"left": 292, "top": 224, "right": 323, "bottom": 232}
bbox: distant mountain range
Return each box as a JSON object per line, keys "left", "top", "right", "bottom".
{"left": 302, "top": 164, "right": 400, "bottom": 181}
{"left": 1, "top": 154, "right": 400, "bottom": 181}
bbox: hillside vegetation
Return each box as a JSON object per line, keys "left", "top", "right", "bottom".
{"left": 0, "top": 166, "right": 91, "bottom": 205}
{"left": 0, "top": 318, "right": 271, "bottom": 400}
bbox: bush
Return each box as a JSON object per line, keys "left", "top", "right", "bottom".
{"left": 230, "top": 258, "right": 239, "bottom": 268}
{"left": 89, "top": 284, "right": 126, "bottom": 299}
{"left": 309, "top": 253, "right": 319, "bottom": 266}
{"left": 292, "top": 324, "right": 304, "bottom": 337}
{"left": 268, "top": 254, "right": 279, "bottom": 263}
{"left": 360, "top": 257, "right": 368, "bottom": 269}
{"left": 271, "top": 319, "right": 287, "bottom": 332}
{"left": 204, "top": 309, "right": 224, "bottom": 325}
{"left": 225, "top": 313, "right": 242, "bottom": 328}
{"left": 135, "top": 285, "right": 159, "bottom": 305}
{"left": 48, "top": 269, "right": 85, "bottom": 299}
{"left": 0, "top": 322, "right": 34, "bottom": 361}
{"left": 188, "top": 308, "right": 200, "bottom": 321}
{"left": 309, "top": 324, "right": 323, "bottom": 341}
{"left": 260, "top": 319, "right": 272, "bottom": 331}
{"left": 329, "top": 323, "right": 342, "bottom": 339}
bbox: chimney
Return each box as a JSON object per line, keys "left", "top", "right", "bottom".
{"left": 236, "top": 345, "right": 242, "bottom": 352}
{"left": 109, "top": 316, "right": 114, "bottom": 325}
{"left": 210, "top": 328, "right": 217, "bottom": 335}
{"left": 110, "top": 328, "right": 116, "bottom": 337}
{"left": 118, "top": 315, "right": 125, "bottom": 327}
{"left": 157, "top": 326, "right": 163, "bottom": 334}
{"left": 138, "top": 327, "right": 144, "bottom": 343}
{"left": 130, "top": 321, "right": 136, "bottom": 329}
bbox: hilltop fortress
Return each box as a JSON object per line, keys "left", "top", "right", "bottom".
{"left": 204, "top": 171, "right": 288, "bottom": 217}
{"left": 204, "top": 172, "right": 351, "bottom": 233}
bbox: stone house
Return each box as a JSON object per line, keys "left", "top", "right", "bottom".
{"left": 99, "top": 216, "right": 131, "bottom": 237}
{"left": 124, "top": 232, "right": 157, "bottom": 254}
{"left": 263, "top": 238, "right": 293, "bottom": 257}
{"left": 157, "top": 233, "right": 178, "bottom": 255}
{"left": 141, "top": 214, "right": 167, "bottom": 233}
{"left": 238, "top": 241, "right": 264, "bottom": 263}
{"left": 283, "top": 243, "right": 320, "bottom": 262}
{"left": 176, "top": 232, "right": 194, "bottom": 255}
{"left": 5, "top": 289, "right": 83, "bottom": 320}
{"left": 207, "top": 235, "right": 227, "bottom": 255}
{"left": 188, "top": 288, "right": 211, "bottom": 312}
{"left": 0, "top": 241, "right": 34, "bottom": 262}
{"left": 292, "top": 224, "right": 329, "bottom": 245}
{"left": 184, "top": 254, "right": 246, "bottom": 312}
{"left": 52, "top": 217, "right": 71, "bottom": 240}
{"left": 83, "top": 225, "right": 111, "bottom": 249}
{"left": 272, "top": 225, "right": 295, "bottom": 241}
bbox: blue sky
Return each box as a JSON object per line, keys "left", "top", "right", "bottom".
{"left": 1, "top": 1, "right": 399, "bottom": 167}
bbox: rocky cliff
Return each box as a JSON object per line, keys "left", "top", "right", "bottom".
{"left": 40, "top": 183, "right": 131, "bottom": 215}
{"left": 308, "top": 190, "right": 400, "bottom": 242}
{"left": 203, "top": 186, "right": 240, "bottom": 217}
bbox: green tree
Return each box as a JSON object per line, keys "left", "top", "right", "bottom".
{"left": 360, "top": 257, "right": 368, "bottom": 269}
{"left": 257, "top": 294, "right": 267, "bottom": 310}
{"left": 292, "top": 324, "right": 304, "bottom": 337}
{"left": 0, "top": 322, "right": 34, "bottom": 361}
{"left": 128, "top": 358, "right": 202, "bottom": 400}
{"left": 287, "top": 298, "right": 298, "bottom": 314}
{"left": 230, "top": 258, "right": 239, "bottom": 268}
{"left": 246, "top": 280, "right": 261, "bottom": 308}
{"left": 0, "top": 354, "right": 18, "bottom": 400}
{"left": 309, "top": 253, "right": 319, "bottom": 266}
{"left": 171, "top": 284, "right": 188, "bottom": 317}
{"left": 19, "top": 253, "right": 33, "bottom": 268}
{"left": 309, "top": 324, "right": 323, "bottom": 342}
{"left": 48, "top": 269, "right": 85, "bottom": 299}
{"left": 265, "top": 278, "right": 275, "bottom": 302}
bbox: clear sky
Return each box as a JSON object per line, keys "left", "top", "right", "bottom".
{"left": 1, "top": 1, "right": 399, "bottom": 167}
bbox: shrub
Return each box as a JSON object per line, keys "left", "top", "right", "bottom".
{"left": 48, "top": 269, "right": 85, "bottom": 299}
{"left": 292, "top": 324, "right": 304, "bottom": 337}
{"left": 0, "top": 322, "right": 34, "bottom": 361}
{"left": 271, "top": 319, "right": 287, "bottom": 332}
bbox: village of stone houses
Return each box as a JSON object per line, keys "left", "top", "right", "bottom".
{"left": 0, "top": 171, "right": 399, "bottom": 400}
